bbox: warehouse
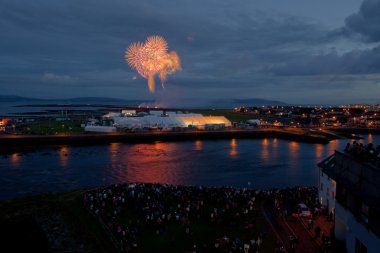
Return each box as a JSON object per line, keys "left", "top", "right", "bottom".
{"left": 112, "top": 111, "right": 231, "bottom": 130}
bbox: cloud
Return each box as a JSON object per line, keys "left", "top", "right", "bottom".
{"left": 0, "top": 0, "right": 379, "bottom": 104}
{"left": 0, "top": 1, "right": 332, "bottom": 81}
{"left": 344, "top": 0, "right": 380, "bottom": 42}
{"left": 263, "top": 0, "right": 380, "bottom": 77}
{"left": 41, "top": 72, "right": 74, "bottom": 82}
{"left": 266, "top": 45, "right": 380, "bottom": 76}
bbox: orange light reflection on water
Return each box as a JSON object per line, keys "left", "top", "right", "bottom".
{"left": 59, "top": 146, "right": 70, "bottom": 168}
{"left": 230, "top": 138, "right": 238, "bottom": 157}
{"left": 368, "top": 133, "right": 373, "bottom": 143}
{"left": 125, "top": 142, "right": 183, "bottom": 185}
{"left": 194, "top": 140, "right": 203, "bottom": 151}
{"left": 327, "top": 140, "right": 339, "bottom": 155}
{"left": 288, "top": 141, "right": 299, "bottom": 174}
{"left": 272, "top": 138, "right": 278, "bottom": 146}
{"left": 261, "top": 138, "right": 269, "bottom": 161}
{"left": 10, "top": 153, "right": 21, "bottom": 168}
{"left": 110, "top": 142, "right": 121, "bottom": 163}
{"left": 289, "top": 141, "right": 299, "bottom": 151}
{"left": 111, "top": 142, "right": 121, "bottom": 151}
{"left": 315, "top": 144, "right": 324, "bottom": 160}
{"left": 108, "top": 142, "right": 123, "bottom": 180}
{"left": 271, "top": 138, "right": 279, "bottom": 160}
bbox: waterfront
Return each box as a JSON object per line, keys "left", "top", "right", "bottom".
{"left": 0, "top": 134, "right": 378, "bottom": 200}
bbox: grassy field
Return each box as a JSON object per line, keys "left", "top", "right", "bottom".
{"left": 0, "top": 191, "right": 116, "bottom": 252}
{"left": 27, "top": 120, "right": 84, "bottom": 134}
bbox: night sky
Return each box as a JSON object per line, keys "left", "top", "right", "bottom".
{"left": 1, "top": 0, "right": 380, "bottom": 104}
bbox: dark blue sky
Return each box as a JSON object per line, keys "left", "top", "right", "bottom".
{"left": 1, "top": 0, "right": 380, "bottom": 104}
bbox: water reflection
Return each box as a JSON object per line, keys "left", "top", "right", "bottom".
{"left": 315, "top": 144, "right": 324, "bottom": 160}
{"left": 289, "top": 141, "right": 299, "bottom": 159}
{"left": 59, "top": 146, "right": 70, "bottom": 168}
{"left": 109, "top": 143, "right": 121, "bottom": 163}
{"left": 230, "top": 138, "right": 238, "bottom": 157}
{"left": 271, "top": 138, "right": 279, "bottom": 161}
{"left": 368, "top": 133, "right": 373, "bottom": 143}
{"left": 194, "top": 140, "right": 203, "bottom": 151}
{"left": 1, "top": 134, "right": 379, "bottom": 201}
{"left": 126, "top": 142, "right": 183, "bottom": 185}
{"left": 108, "top": 143, "right": 122, "bottom": 180}
{"left": 270, "top": 138, "right": 279, "bottom": 161}
{"left": 261, "top": 138, "right": 269, "bottom": 161}
{"left": 288, "top": 142, "right": 299, "bottom": 174}
{"left": 10, "top": 153, "right": 21, "bottom": 168}
{"left": 327, "top": 140, "right": 339, "bottom": 155}
{"left": 110, "top": 142, "right": 121, "bottom": 152}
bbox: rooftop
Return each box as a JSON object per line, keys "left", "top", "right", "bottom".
{"left": 342, "top": 141, "right": 380, "bottom": 169}
{"left": 318, "top": 144, "right": 380, "bottom": 209}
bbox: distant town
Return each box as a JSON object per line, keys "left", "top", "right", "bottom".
{"left": 1, "top": 104, "right": 380, "bottom": 135}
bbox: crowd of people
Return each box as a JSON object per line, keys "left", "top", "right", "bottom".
{"left": 344, "top": 141, "right": 380, "bottom": 166}
{"left": 83, "top": 183, "right": 319, "bottom": 253}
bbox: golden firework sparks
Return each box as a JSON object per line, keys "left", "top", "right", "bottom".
{"left": 125, "top": 36, "right": 181, "bottom": 93}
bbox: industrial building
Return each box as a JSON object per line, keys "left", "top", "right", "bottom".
{"left": 85, "top": 110, "right": 232, "bottom": 132}
{"left": 318, "top": 148, "right": 380, "bottom": 253}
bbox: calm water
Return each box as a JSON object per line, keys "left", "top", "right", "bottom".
{"left": 0, "top": 134, "right": 378, "bottom": 200}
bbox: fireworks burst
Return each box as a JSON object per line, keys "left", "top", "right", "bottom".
{"left": 125, "top": 36, "right": 181, "bottom": 93}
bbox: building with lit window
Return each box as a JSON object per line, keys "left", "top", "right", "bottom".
{"left": 318, "top": 149, "right": 380, "bottom": 253}
{"left": 85, "top": 110, "right": 232, "bottom": 132}
{"left": 112, "top": 111, "right": 232, "bottom": 130}
{"left": 318, "top": 155, "right": 336, "bottom": 216}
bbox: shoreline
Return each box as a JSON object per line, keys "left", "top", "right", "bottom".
{"left": 327, "top": 127, "right": 380, "bottom": 135}
{"left": 0, "top": 128, "right": 331, "bottom": 149}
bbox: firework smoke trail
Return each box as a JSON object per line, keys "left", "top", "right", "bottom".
{"left": 125, "top": 36, "right": 181, "bottom": 93}
{"left": 159, "top": 51, "right": 180, "bottom": 89}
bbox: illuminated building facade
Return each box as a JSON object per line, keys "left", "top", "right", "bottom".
{"left": 111, "top": 111, "right": 231, "bottom": 130}
{"left": 318, "top": 155, "right": 337, "bottom": 216}
{"left": 319, "top": 151, "right": 380, "bottom": 253}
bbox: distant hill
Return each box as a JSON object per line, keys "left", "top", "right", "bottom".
{"left": 0, "top": 95, "right": 287, "bottom": 108}
{"left": 0, "top": 95, "right": 152, "bottom": 105}
{"left": 230, "top": 98, "right": 287, "bottom": 106}
{"left": 201, "top": 98, "right": 287, "bottom": 108}
{"left": 58, "top": 97, "right": 153, "bottom": 105}
{"left": 61, "top": 97, "right": 134, "bottom": 103}
{"left": 0, "top": 95, "right": 45, "bottom": 103}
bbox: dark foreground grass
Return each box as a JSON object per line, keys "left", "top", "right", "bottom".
{"left": 0, "top": 191, "right": 116, "bottom": 252}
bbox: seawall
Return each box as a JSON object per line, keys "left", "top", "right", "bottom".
{"left": 0, "top": 129, "right": 330, "bottom": 151}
